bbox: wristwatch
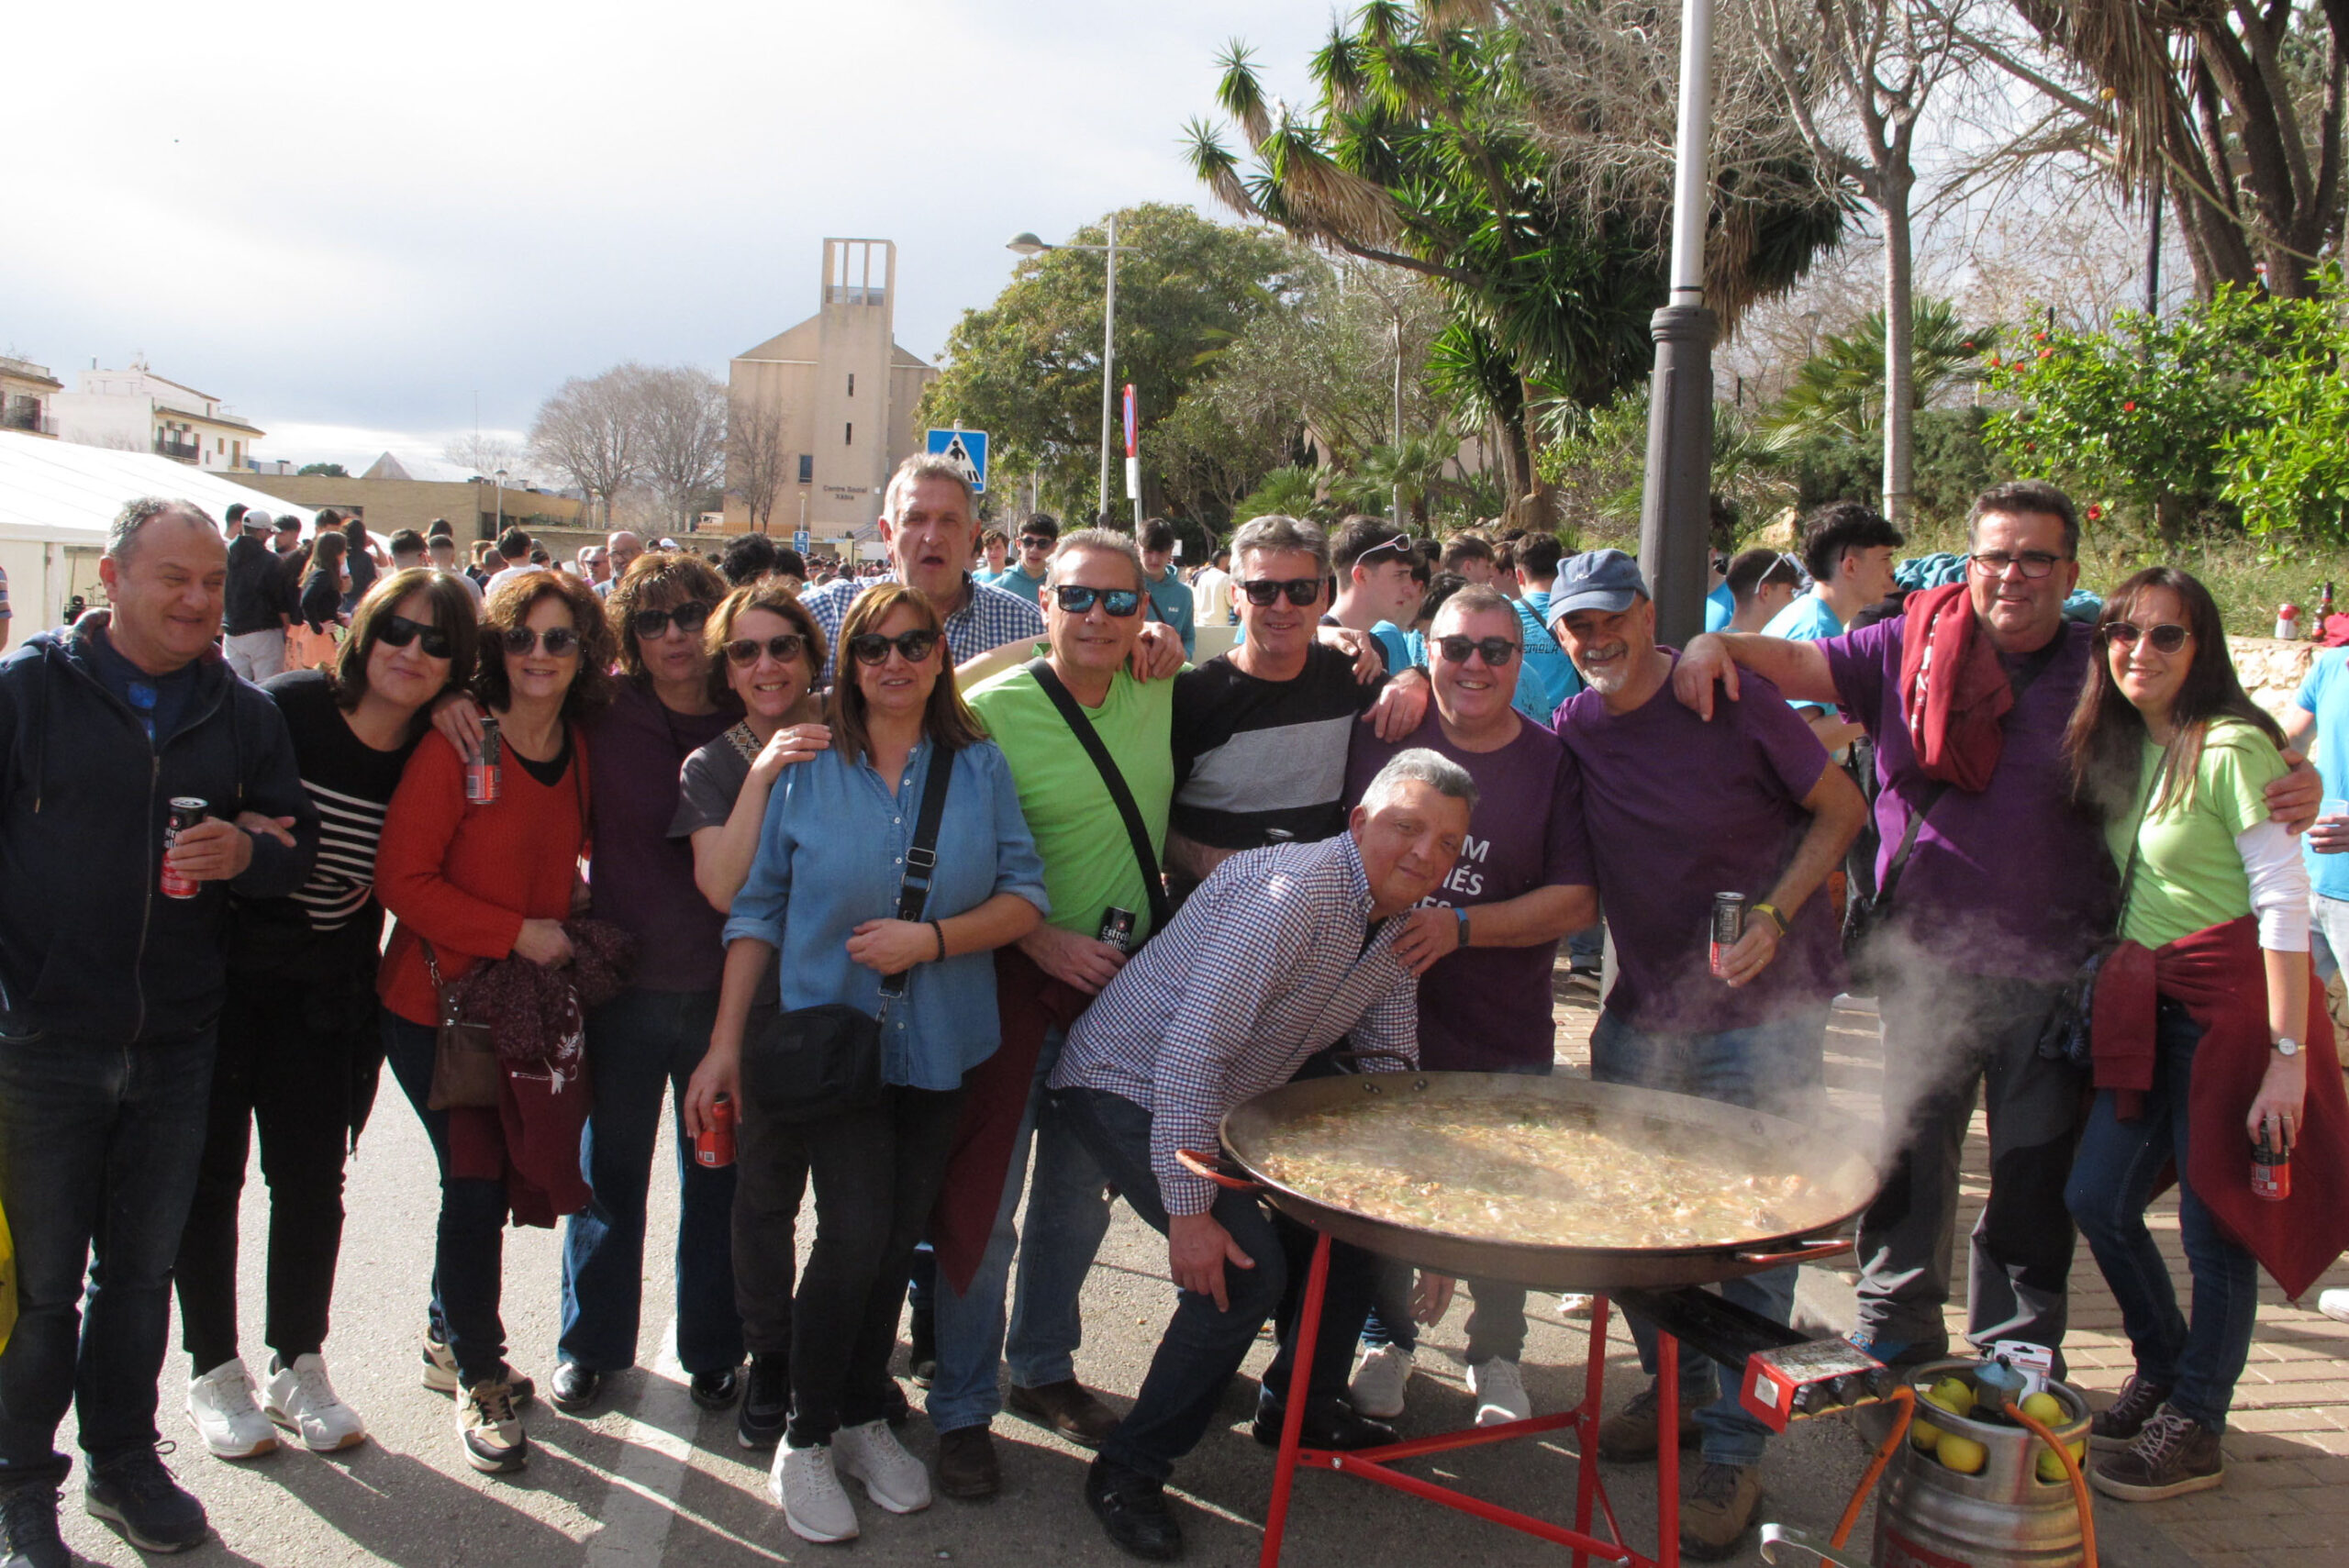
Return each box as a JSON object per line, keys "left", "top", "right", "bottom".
{"left": 2274, "top": 1036, "right": 2302, "bottom": 1058}
{"left": 1751, "top": 901, "right": 1791, "bottom": 937}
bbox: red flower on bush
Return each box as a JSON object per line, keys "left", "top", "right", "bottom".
{"left": 2087, "top": 504, "right": 2104, "bottom": 520}
{"left": 2123, "top": 401, "right": 2136, "bottom": 412}
{"left": 2039, "top": 347, "right": 2054, "bottom": 360}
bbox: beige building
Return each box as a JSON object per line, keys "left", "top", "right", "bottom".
{"left": 53, "top": 360, "right": 265, "bottom": 471}
{"left": 0, "top": 357, "right": 62, "bottom": 438}
{"left": 234, "top": 463, "right": 587, "bottom": 543}
{"left": 722, "top": 239, "right": 937, "bottom": 539}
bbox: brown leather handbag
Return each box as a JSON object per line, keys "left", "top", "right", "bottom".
{"left": 423, "top": 940, "right": 501, "bottom": 1110}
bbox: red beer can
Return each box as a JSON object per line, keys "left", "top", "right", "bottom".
{"left": 161, "top": 797, "right": 206, "bottom": 900}
{"left": 2251, "top": 1127, "right": 2291, "bottom": 1201}
{"left": 1709, "top": 893, "right": 1746, "bottom": 979}
{"left": 696, "top": 1093, "right": 736, "bottom": 1169}
{"left": 465, "top": 717, "right": 503, "bottom": 805}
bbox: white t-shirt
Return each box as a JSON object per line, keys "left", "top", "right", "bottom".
{"left": 1190, "top": 566, "right": 1233, "bottom": 625}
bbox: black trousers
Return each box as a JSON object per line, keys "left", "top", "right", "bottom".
{"left": 738, "top": 1082, "right": 965, "bottom": 1446}
{"left": 174, "top": 970, "right": 380, "bottom": 1374}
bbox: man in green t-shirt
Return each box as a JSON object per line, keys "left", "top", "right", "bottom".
{"left": 929, "top": 529, "right": 1177, "bottom": 1499}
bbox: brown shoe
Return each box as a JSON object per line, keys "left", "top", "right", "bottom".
{"left": 2091, "top": 1406, "right": 2222, "bottom": 1502}
{"left": 935, "top": 1425, "right": 1000, "bottom": 1500}
{"left": 1596, "top": 1377, "right": 1702, "bottom": 1463}
{"left": 1679, "top": 1462, "right": 1762, "bottom": 1561}
{"left": 1007, "top": 1379, "right": 1121, "bottom": 1447}
{"left": 2088, "top": 1373, "right": 2172, "bottom": 1451}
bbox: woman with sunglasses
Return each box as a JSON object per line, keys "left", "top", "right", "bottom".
{"left": 174, "top": 570, "right": 478, "bottom": 1463}
{"left": 377, "top": 570, "right": 614, "bottom": 1475}
{"left": 2061, "top": 566, "right": 2332, "bottom": 1501}
{"left": 684, "top": 584, "right": 1046, "bottom": 1544}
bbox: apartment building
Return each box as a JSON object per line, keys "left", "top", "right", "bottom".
{"left": 54, "top": 359, "right": 265, "bottom": 471}
{"left": 0, "top": 357, "right": 62, "bottom": 439}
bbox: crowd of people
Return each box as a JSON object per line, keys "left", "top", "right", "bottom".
{"left": 0, "top": 452, "right": 2341, "bottom": 1568}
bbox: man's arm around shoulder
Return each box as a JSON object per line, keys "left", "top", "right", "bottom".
{"left": 1672, "top": 631, "right": 1840, "bottom": 718}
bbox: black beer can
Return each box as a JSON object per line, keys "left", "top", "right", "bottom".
{"left": 161, "top": 797, "right": 206, "bottom": 900}
{"left": 1709, "top": 893, "right": 1747, "bottom": 979}
{"left": 1097, "top": 906, "right": 1137, "bottom": 954}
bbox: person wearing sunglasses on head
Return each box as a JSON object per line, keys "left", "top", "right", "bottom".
{"left": 2060, "top": 568, "right": 2349, "bottom": 1503}
{"left": 1720, "top": 548, "right": 1805, "bottom": 635}
{"left": 1756, "top": 503, "right": 1906, "bottom": 753}
{"left": 376, "top": 569, "right": 616, "bottom": 1477}
{"left": 175, "top": 570, "right": 480, "bottom": 1469}
{"left": 683, "top": 584, "right": 1047, "bottom": 1545}
{"left": 1326, "top": 518, "right": 1422, "bottom": 678}
{"left": 1673, "top": 482, "right": 2321, "bottom": 1389}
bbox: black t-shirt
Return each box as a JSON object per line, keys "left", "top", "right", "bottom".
{"left": 226, "top": 670, "right": 419, "bottom": 976}
{"left": 224, "top": 535, "right": 283, "bottom": 637}
{"left": 344, "top": 544, "right": 378, "bottom": 607}
{"left": 1170, "top": 642, "right": 1384, "bottom": 850}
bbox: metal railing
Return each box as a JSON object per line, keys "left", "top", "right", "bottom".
{"left": 0, "top": 406, "right": 54, "bottom": 435}
{"left": 155, "top": 436, "right": 200, "bottom": 462}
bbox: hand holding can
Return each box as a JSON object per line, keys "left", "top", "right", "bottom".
{"left": 695, "top": 1093, "right": 737, "bottom": 1169}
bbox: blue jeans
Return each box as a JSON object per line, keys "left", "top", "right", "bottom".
{"left": 383, "top": 1011, "right": 515, "bottom": 1386}
{"left": 2065, "top": 1000, "right": 2260, "bottom": 1430}
{"left": 0, "top": 1029, "right": 215, "bottom": 1485}
{"left": 2310, "top": 893, "right": 2349, "bottom": 983}
{"left": 930, "top": 1027, "right": 1113, "bottom": 1433}
{"left": 1589, "top": 1005, "right": 1828, "bottom": 1467}
{"left": 561, "top": 987, "right": 742, "bottom": 1375}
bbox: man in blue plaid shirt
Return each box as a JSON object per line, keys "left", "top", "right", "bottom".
{"left": 1049, "top": 750, "right": 1475, "bottom": 1562}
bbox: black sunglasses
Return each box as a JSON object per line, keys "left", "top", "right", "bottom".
{"left": 629, "top": 601, "right": 710, "bottom": 640}
{"left": 1052, "top": 584, "right": 1141, "bottom": 617}
{"left": 378, "top": 615, "right": 452, "bottom": 659}
{"left": 1433, "top": 634, "right": 1520, "bottom": 667}
{"left": 1019, "top": 535, "right": 1054, "bottom": 550}
{"left": 2104, "top": 620, "right": 2191, "bottom": 653}
{"left": 1239, "top": 577, "right": 1323, "bottom": 607}
{"left": 501, "top": 626, "right": 581, "bottom": 657}
{"left": 724, "top": 633, "right": 807, "bottom": 666}
{"left": 847, "top": 628, "right": 941, "bottom": 666}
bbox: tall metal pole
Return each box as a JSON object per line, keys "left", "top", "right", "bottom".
{"left": 1392, "top": 307, "right": 1406, "bottom": 526}
{"left": 2144, "top": 180, "right": 2163, "bottom": 316}
{"left": 1635, "top": 0, "right": 1718, "bottom": 647}
{"left": 1097, "top": 213, "right": 1118, "bottom": 525}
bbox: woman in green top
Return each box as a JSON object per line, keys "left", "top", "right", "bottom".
{"left": 2061, "top": 566, "right": 2311, "bottom": 1503}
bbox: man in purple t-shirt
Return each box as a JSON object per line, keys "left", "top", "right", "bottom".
{"left": 1550, "top": 550, "right": 1865, "bottom": 1559}
{"left": 1340, "top": 585, "right": 1593, "bottom": 1430}
{"left": 1674, "top": 481, "right": 2316, "bottom": 1381}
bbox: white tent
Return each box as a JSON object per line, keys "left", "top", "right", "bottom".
{"left": 0, "top": 432, "right": 323, "bottom": 632}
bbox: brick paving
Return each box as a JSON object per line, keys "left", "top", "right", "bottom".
{"left": 1546, "top": 978, "right": 2349, "bottom": 1567}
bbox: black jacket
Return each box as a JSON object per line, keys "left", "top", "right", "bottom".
{"left": 222, "top": 535, "right": 283, "bottom": 637}
{"left": 0, "top": 615, "right": 318, "bottom": 1045}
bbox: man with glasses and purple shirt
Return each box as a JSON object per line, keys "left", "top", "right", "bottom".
{"left": 1673, "top": 481, "right": 2319, "bottom": 1399}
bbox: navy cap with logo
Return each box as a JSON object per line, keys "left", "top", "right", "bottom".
{"left": 1546, "top": 548, "right": 1650, "bottom": 620}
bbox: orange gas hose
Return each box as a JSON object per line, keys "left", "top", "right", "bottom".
{"left": 2005, "top": 1399, "right": 2099, "bottom": 1568}
{"left": 1831, "top": 1385, "right": 1915, "bottom": 1549}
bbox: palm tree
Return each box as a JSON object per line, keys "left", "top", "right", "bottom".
{"left": 1763, "top": 297, "right": 1985, "bottom": 449}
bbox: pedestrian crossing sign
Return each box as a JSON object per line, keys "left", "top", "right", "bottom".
{"left": 926, "top": 428, "right": 989, "bottom": 494}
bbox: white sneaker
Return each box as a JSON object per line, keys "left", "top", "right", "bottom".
{"left": 2321, "top": 1289, "right": 2349, "bottom": 1324}
{"left": 1468, "top": 1357, "right": 1532, "bottom": 1427}
{"left": 1556, "top": 1294, "right": 1595, "bottom": 1318}
{"left": 833, "top": 1418, "right": 931, "bottom": 1513}
{"left": 264, "top": 1353, "right": 366, "bottom": 1451}
{"left": 188, "top": 1358, "right": 280, "bottom": 1460}
{"left": 773, "top": 1441, "right": 860, "bottom": 1542}
{"left": 1349, "top": 1343, "right": 1413, "bottom": 1419}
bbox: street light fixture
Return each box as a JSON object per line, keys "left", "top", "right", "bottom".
{"left": 494, "top": 468, "right": 507, "bottom": 535}
{"left": 1008, "top": 217, "right": 1138, "bottom": 524}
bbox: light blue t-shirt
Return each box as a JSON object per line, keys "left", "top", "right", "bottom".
{"left": 990, "top": 565, "right": 1049, "bottom": 606}
{"left": 2296, "top": 648, "right": 2349, "bottom": 900}
{"left": 1513, "top": 598, "right": 1583, "bottom": 709}
{"left": 1705, "top": 582, "right": 1735, "bottom": 632}
{"left": 1761, "top": 593, "right": 1845, "bottom": 714}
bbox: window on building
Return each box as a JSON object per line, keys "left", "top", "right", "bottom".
{"left": 844, "top": 422, "right": 853, "bottom": 446}
{"left": 797, "top": 453, "right": 813, "bottom": 484}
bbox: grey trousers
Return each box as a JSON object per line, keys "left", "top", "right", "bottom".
{"left": 1853, "top": 972, "right": 2087, "bottom": 1356}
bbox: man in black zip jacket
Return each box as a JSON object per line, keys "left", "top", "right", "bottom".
{"left": 0, "top": 498, "right": 316, "bottom": 1566}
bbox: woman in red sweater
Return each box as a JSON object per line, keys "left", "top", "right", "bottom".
{"left": 376, "top": 570, "right": 614, "bottom": 1477}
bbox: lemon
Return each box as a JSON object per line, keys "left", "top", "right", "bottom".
{"left": 2035, "top": 1439, "right": 2087, "bottom": 1484}
{"left": 1938, "top": 1433, "right": 1988, "bottom": 1474}
{"left": 2020, "top": 1392, "right": 2065, "bottom": 1425}
{"left": 1927, "top": 1376, "right": 1976, "bottom": 1417}
{"left": 1910, "top": 1417, "right": 1943, "bottom": 1452}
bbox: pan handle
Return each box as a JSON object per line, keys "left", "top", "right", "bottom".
{"left": 1736, "top": 1236, "right": 1855, "bottom": 1266}
{"left": 1330, "top": 1046, "right": 1419, "bottom": 1073}
{"left": 1175, "top": 1149, "right": 1264, "bottom": 1192}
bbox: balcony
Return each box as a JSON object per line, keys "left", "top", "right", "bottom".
{"left": 155, "top": 435, "right": 200, "bottom": 462}
{"left": 0, "top": 405, "right": 55, "bottom": 437}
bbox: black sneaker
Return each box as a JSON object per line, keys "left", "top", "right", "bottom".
{"left": 691, "top": 1365, "right": 741, "bottom": 1411}
{"left": 0, "top": 1484, "right": 67, "bottom": 1568}
{"left": 84, "top": 1444, "right": 208, "bottom": 1553}
{"left": 549, "top": 1362, "right": 601, "bottom": 1414}
{"left": 1085, "top": 1456, "right": 1182, "bottom": 1561}
{"left": 738, "top": 1353, "right": 790, "bottom": 1450}
{"left": 2089, "top": 1373, "right": 2173, "bottom": 1451}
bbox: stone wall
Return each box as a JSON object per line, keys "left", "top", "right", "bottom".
{"left": 2230, "top": 635, "right": 2319, "bottom": 727}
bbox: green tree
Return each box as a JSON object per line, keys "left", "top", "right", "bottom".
{"left": 1762, "top": 297, "right": 1985, "bottom": 449}
{"left": 916, "top": 204, "right": 1305, "bottom": 524}
{"left": 296, "top": 462, "right": 348, "bottom": 477}
{"left": 1233, "top": 465, "right": 1328, "bottom": 524}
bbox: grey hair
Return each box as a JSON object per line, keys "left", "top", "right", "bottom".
{"left": 108, "top": 496, "right": 217, "bottom": 562}
{"left": 882, "top": 452, "right": 977, "bottom": 525}
{"left": 1363, "top": 747, "right": 1479, "bottom": 816}
{"left": 1431, "top": 583, "right": 1521, "bottom": 642}
{"left": 1230, "top": 514, "right": 1331, "bottom": 580}
{"left": 1045, "top": 529, "right": 1148, "bottom": 594}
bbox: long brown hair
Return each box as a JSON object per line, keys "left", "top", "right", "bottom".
{"left": 607, "top": 549, "right": 727, "bottom": 684}
{"left": 2063, "top": 565, "right": 2281, "bottom": 820}
{"left": 331, "top": 567, "right": 480, "bottom": 713}
{"left": 703, "top": 583, "right": 825, "bottom": 706}
{"left": 473, "top": 570, "right": 617, "bottom": 720}
{"left": 826, "top": 584, "right": 984, "bottom": 765}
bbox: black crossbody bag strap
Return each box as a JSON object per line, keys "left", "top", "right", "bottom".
{"left": 1876, "top": 631, "right": 2066, "bottom": 913}
{"left": 1025, "top": 658, "right": 1174, "bottom": 934}
{"left": 881, "top": 748, "right": 956, "bottom": 1002}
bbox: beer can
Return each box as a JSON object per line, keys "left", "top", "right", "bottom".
{"left": 161, "top": 797, "right": 206, "bottom": 900}
{"left": 465, "top": 717, "right": 503, "bottom": 805}
{"left": 1097, "top": 906, "right": 1137, "bottom": 954}
{"left": 2251, "top": 1126, "right": 2291, "bottom": 1201}
{"left": 1709, "top": 893, "right": 1746, "bottom": 979}
{"left": 696, "top": 1093, "right": 736, "bottom": 1169}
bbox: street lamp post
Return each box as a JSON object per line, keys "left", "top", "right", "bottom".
{"left": 1008, "top": 216, "right": 1137, "bottom": 526}
{"left": 494, "top": 468, "right": 507, "bottom": 536}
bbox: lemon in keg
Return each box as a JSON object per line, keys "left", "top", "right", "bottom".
{"left": 2020, "top": 1391, "right": 2065, "bottom": 1425}
{"left": 1937, "top": 1433, "right": 1988, "bottom": 1474}
{"left": 1910, "top": 1416, "right": 1943, "bottom": 1452}
{"left": 2035, "top": 1438, "right": 2087, "bottom": 1483}
{"left": 1925, "top": 1376, "right": 1976, "bottom": 1418}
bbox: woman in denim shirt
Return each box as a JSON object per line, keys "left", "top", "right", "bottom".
{"left": 686, "top": 584, "right": 1046, "bottom": 1545}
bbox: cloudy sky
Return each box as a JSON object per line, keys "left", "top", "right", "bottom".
{"left": 9, "top": 0, "right": 1337, "bottom": 472}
